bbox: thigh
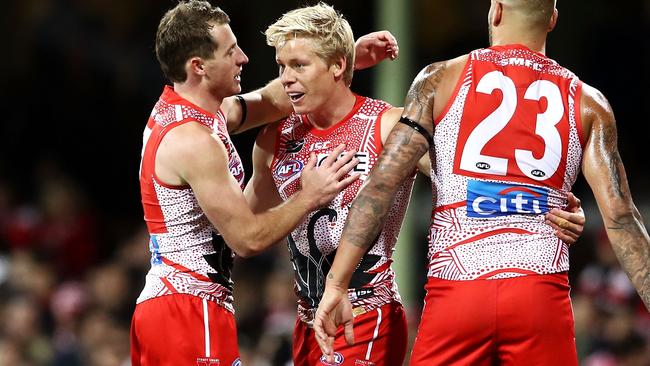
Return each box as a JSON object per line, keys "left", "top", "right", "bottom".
{"left": 131, "top": 294, "right": 240, "bottom": 366}
{"left": 497, "top": 273, "right": 578, "bottom": 366}
{"left": 409, "top": 278, "right": 495, "bottom": 366}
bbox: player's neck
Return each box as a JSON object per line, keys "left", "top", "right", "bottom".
{"left": 491, "top": 29, "right": 547, "bottom": 55}
{"left": 173, "top": 82, "right": 223, "bottom": 115}
{"left": 307, "top": 87, "right": 356, "bottom": 130}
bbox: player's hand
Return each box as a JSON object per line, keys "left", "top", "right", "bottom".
{"left": 545, "top": 192, "right": 585, "bottom": 245}
{"left": 353, "top": 31, "right": 399, "bottom": 70}
{"left": 314, "top": 284, "right": 354, "bottom": 362}
{"left": 300, "top": 144, "right": 359, "bottom": 210}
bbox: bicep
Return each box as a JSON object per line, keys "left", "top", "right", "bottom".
{"left": 229, "top": 79, "right": 291, "bottom": 134}
{"left": 581, "top": 91, "right": 635, "bottom": 220}
{"left": 177, "top": 132, "right": 257, "bottom": 243}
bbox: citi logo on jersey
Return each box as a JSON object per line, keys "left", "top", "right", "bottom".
{"left": 466, "top": 180, "right": 549, "bottom": 217}
{"left": 275, "top": 160, "right": 304, "bottom": 179}
{"left": 320, "top": 352, "right": 344, "bottom": 365}
{"left": 316, "top": 152, "right": 370, "bottom": 174}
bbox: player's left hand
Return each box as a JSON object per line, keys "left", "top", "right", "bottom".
{"left": 314, "top": 285, "right": 354, "bottom": 363}
{"left": 546, "top": 192, "right": 585, "bottom": 245}
{"left": 353, "top": 31, "right": 399, "bottom": 70}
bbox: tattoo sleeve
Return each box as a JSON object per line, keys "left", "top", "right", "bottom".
{"left": 584, "top": 92, "right": 650, "bottom": 310}
{"left": 340, "top": 62, "right": 447, "bottom": 251}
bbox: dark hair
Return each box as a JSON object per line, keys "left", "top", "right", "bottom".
{"left": 155, "top": 0, "right": 230, "bottom": 82}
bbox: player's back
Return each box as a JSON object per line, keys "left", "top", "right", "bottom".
{"left": 429, "top": 44, "right": 583, "bottom": 280}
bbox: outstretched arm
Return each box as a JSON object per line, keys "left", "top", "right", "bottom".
{"left": 313, "top": 62, "right": 447, "bottom": 360}
{"left": 581, "top": 83, "right": 650, "bottom": 310}
{"left": 223, "top": 31, "right": 401, "bottom": 133}
{"left": 159, "top": 122, "right": 359, "bottom": 258}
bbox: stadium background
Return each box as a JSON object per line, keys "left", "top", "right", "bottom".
{"left": 0, "top": 0, "right": 648, "bottom": 364}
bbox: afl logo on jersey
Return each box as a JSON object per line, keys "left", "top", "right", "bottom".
{"left": 275, "top": 159, "right": 304, "bottom": 179}
{"left": 320, "top": 352, "right": 344, "bottom": 365}
{"left": 285, "top": 138, "right": 305, "bottom": 154}
{"left": 232, "top": 358, "right": 242, "bottom": 366}
{"left": 466, "top": 180, "right": 549, "bottom": 218}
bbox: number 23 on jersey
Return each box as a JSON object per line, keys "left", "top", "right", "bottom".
{"left": 453, "top": 62, "right": 575, "bottom": 190}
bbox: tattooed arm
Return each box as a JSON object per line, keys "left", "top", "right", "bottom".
{"left": 581, "top": 83, "right": 650, "bottom": 310}
{"left": 312, "top": 62, "right": 447, "bottom": 360}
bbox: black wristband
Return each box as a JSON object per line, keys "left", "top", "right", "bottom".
{"left": 398, "top": 117, "right": 433, "bottom": 145}
{"left": 233, "top": 95, "right": 247, "bottom": 132}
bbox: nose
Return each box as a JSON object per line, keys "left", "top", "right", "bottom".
{"left": 237, "top": 47, "right": 249, "bottom": 65}
{"left": 279, "top": 67, "right": 295, "bottom": 86}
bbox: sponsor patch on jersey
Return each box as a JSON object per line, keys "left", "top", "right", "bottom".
{"left": 149, "top": 235, "right": 162, "bottom": 265}
{"left": 285, "top": 138, "right": 304, "bottom": 153}
{"left": 466, "top": 180, "right": 549, "bottom": 218}
{"left": 275, "top": 159, "right": 304, "bottom": 179}
{"left": 354, "top": 287, "right": 374, "bottom": 299}
{"left": 320, "top": 352, "right": 344, "bottom": 365}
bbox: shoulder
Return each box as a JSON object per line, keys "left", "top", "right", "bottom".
{"left": 162, "top": 121, "right": 227, "bottom": 162}
{"left": 407, "top": 54, "right": 469, "bottom": 101}
{"left": 580, "top": 82, "right": 615, "bottom": 130}
{"left": 416, "top": 55, "right": 468, "bottom": 83}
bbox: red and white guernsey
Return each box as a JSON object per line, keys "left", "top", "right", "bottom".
{"left": 271, "top": 95, "right": 415, "bottom": 323}
{"left": 137, "top": 86, "right": 245, "bottom": 312}
{"left": 429, "top": 45, "right": 583, "bottom": 280}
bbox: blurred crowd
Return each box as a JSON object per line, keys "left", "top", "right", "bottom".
{"left": 0, "top": 161, "right": 648, "bottom": 366}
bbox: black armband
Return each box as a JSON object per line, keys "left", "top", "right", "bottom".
{"left": 232, "top": 95, "right": 247, "bottom": 132}
{"left": 399, "top": 117, "right": 433, "bottom": 145}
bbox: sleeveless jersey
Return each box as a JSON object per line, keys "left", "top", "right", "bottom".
{"left": 137, "top": 86, "right": 245, "bottom": 312}
{"left": 271, "top": 95, "right": 415, "bottom": 323}
{"left": 429, "top": 45, "right": 583, "bottom": 280}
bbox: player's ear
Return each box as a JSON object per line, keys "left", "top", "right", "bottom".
{"left": 188, "top": 57, "right": 206, "bottom": 77}
{"left": 548, "top": 8, "right": 558, "bottom": 32}
{"left": 491, "top": 1, "right": 503, "bottom": 27}
{"left": 332, "top": 56, "right": 346, "bottom": 79}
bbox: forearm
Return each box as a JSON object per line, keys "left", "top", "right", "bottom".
{"left": 232, "top": 79, "right": 291, "bottom": 134}
{"left": 602, "top": 207, "right": 650, "bottom": 309}
{"left": 327, "top": 124, "right": 428, "bottom": 287}
{"left": 237, "top": 191, "right": 313, "bottom": 256}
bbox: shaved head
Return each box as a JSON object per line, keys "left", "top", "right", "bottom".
{"left": 499, "top": 0, "right": 556, "bottom": 30}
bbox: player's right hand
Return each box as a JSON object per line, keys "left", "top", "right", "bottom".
{"left": 545, "top": 192, "right": 585, "bottom": 245}
{"left": 300, "top": 144, "right": 359, "bottom": 210}
{"left": 314, "top": 284, "right": 355, "bottom": 362}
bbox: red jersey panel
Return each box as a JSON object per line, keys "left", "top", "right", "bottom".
{"left": 137, "top": 86, "right": 245, "bottom": 311}
{"left": 271, "top": 95, "right": 415, "bottom": 324}
{"left": 428, "top": 45, "right": 583, "bottom": 280}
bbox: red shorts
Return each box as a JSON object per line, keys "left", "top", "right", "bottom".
{"left": 293, "top": 302, "right": 407, "bottom": 366}
{"left": 410, "top": 273, "right": 577, "bottom": 366}
{"left": 130, "top": 294, "right": 241, "bottom": 366}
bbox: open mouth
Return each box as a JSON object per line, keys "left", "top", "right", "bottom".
{"left": 234, "top": 74, "right": 241, "bottom": 82}
{"left": 288, "top": 92, "right": 305, "bottom": 102}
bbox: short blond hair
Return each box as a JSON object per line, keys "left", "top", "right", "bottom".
{"left": 265, "top": 2, "right": 355, "bottom": 85}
